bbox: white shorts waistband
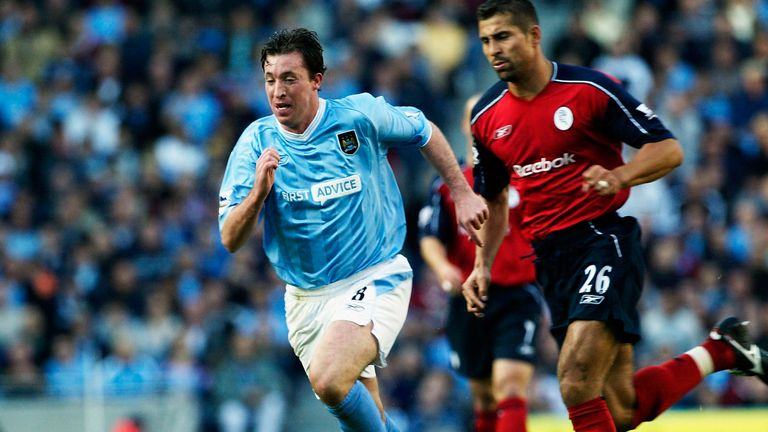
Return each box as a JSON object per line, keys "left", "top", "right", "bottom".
{"left": 285, "top": 254, "right": 411, "bottom": 299}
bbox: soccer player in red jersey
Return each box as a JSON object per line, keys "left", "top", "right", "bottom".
{"left": 462, "top": 1, "right": 768, "bottom": 431}
{"left": 419, "top": 96, "right": 545, "bottom": 432}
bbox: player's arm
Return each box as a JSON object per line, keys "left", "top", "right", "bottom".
{"left": 420, "top": 121, "right": 488, "bottom": 246}
{"left": 582, "top": 75, "right": 683, "bottom": 195}
{"left": 462, "top": 187, "right": 508, "bottom": 315}
{"left": 474, "top": 187, "right": 509, "bottom": 274}
{"left": 418, "top": 191, "right": 464, "bottom": 294}
{"left": 612, "top": 138, "right": 683, "bottom": 186}
{"left": 582, "top": 138, "right": 683, "bottom": 195}
{"left": 220, "top": 148, "right": 280, "bottom": 252}
{"left": 357, "top": 95, "right": 488, "bottom": 244}
{"left": 420, "top": 237, "right": 464, "bottom": 294}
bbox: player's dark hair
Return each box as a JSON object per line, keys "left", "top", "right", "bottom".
{"left": 476, "top": 0, "right": 539, "bottom": 31}
{"left": 260, "top": 28, "right": 327, "bottom": 76}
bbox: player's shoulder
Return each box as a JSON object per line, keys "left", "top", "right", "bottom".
{"left": 331, "top": 92, "right": 381, "bottom": 110}
{"left": 249, "top": 116, "right": 277, "bottom": 131}
{"left": 330, "top": 93, "right": 426, "bottom": 126}
{"left": 551, "top": 62, "right": 626, "bottom": 93}
{"left": 470, "top": 81, "right": 508, "bottom": 125}
{"left": 233, "top": 117, "right": 277, "bottom": 150}
{"left": 324, "top": 93, "right": 385, "bottom": 122}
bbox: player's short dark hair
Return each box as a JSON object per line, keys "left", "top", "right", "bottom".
{"left": 476, "top": 0, "right": 539, "bottom": 31}
{"left": 260, "top": 28, "right": 327, "bottom": 76}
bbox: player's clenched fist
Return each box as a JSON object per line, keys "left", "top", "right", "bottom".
{"left": 254, "top": 147, "right": 280, "bottom": 197}
{"left": 455, "top": 191, "right": 489, "bottom": 247}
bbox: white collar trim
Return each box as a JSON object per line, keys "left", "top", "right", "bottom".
{"left": 277, "top": 98, "right": 326, "bottom": 141}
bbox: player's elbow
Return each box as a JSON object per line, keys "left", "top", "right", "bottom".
{"left": 220, "top": 230, "right": 242, "bottom": 253}
{"left": 222, "top": 241, "right": 238, "bottom": 253}
{"left": 668, "top": 140, "right": 684, "bottom": 168}
{"left": 221, "top": 237, "right": 237, "bottom": 253}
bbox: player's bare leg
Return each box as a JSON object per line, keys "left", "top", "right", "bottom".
{"left": 492, "top": 358, "right": 533, "bottom": 401}
{"left": 469, "top": 377, "right": 495, "bottom": 411}
{"left": 493, "top": 358, "right": 534, "bottom": 431}
{"left": 310, "top": 320, "right": 378, "bottom": 404}
{"left": 558, "top": 320, "right": 620, "bottom": 405}
{"left": 559, "top": 320, "right": 621, "bottom": 431}
{"left": 602, "top": 344, "right": 636, "bottom": 431}
{"left": 468, "top": 378, "right": 496, "bottom": 431}
{"left": 309, "top": 320, "right": 390, "bottom": 430}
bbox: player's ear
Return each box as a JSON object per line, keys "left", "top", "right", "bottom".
{"left": 529, "top": 25, "right": 542, "bottom": 46}
{"left": 311, "top": 73, "right": 323, "bottom": 91}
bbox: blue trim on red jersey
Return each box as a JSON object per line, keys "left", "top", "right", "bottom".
{"left": 471, "top": 63, "right": 674, "bottom": 149}
{"left": 470, "top": 81, "right": 507, "bottom": 126}
{"left": 552, "top": 63, "right": 675, "bottom": 147}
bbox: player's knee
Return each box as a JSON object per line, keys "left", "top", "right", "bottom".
{"left": 559, "top": 381, "right": 599, "bottom": 406}
{"left": 493, "top": 379, "right": 527, "bottom": 401}
{"left": 471, "top": 386, "right": 496, "bottom": 411}
{"left": 308, "top": 369, "right": 350, "bottom": 406}
{"left": 559, "top": 363, "right": 601, "bottom": 405}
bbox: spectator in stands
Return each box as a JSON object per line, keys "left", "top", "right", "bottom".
{"left": 213, "top": 331, "right": 287, "bottom": 432}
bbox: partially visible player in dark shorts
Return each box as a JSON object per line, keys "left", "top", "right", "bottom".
{"left": 419, "top": 94, "right": 545, "bottom": 432}
{"left": 446, "top": 283, "right": 542, "bottom": 377}
{"left": 532, "top": 213, "right": 643, "bottom": 347}
{"left": 463, "top": 1, "right": 768, "bottom": 431}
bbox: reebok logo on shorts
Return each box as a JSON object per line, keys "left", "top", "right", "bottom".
{"left": 334, "top": 284, "right": 377, "bottom": 326}
{"left": 345, "top": 304, "right": 365, "bottom": 312}
{"left": 580, "top": 294, "right": 604, "bottom": 305}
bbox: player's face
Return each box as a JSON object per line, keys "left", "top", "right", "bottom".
{"left": 264, "top": 52, "right": 322, "bottom": 133}
{"left": 478, "top": 13, "right": 539, "bottom": 83}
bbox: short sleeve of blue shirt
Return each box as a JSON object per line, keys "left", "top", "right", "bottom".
{"left": 218, "top": 123, "right": 260, "bottom": 230}
{"left": 343, "top": 93, "right": 432, "bottom": 148}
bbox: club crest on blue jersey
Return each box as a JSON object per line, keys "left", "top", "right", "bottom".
{"left": 337, "top": 130, "right": 359, "bottom": 155}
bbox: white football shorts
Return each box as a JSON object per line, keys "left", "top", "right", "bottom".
{"left": 284, "top": 254, "right": 412, "bottom": 379}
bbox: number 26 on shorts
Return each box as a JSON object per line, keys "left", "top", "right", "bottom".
{"left": 579, "top": 264, "right": 612, "bottom": 294}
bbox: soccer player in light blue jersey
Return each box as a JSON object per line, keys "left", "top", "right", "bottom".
{"left": 218, "top": 28, "right": 488, "bottom": 432}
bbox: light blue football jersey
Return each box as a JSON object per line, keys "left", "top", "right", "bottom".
{"left": 218, "top": 93, "right": 431, "bottom": 289}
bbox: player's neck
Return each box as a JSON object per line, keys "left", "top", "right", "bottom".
{"left": 284, "top": 97, "right": 321, "bottom": 135}
{"left": 507, "top": 57, "right": 553, "bottom": 100}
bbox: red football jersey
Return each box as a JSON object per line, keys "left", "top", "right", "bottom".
{"left": 471, "top": 62, "right": 675, "bottom": 241}
{"left": 419, "top": 168, "right": 536, "bottom": 286}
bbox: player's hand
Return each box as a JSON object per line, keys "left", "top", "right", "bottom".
{"left": 436, "top": 264, "right": 464, "bottom": 294}
{"left": 462, "top": 266, "right": 490, "bottom": 317}
{"left": 254, "top": 147, "right": 280, "bottom": 197}
{"left": 581, "top": 165, "right": 624, "bottom": 196}
{"left": 454, "top": 191, "right": 488, "bottom": 247}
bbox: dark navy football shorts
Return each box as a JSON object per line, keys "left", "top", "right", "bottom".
{"left": 532, "top": 213, "right": 644, "bottom": 347}
{"left": 446, "top": 284, "right": 543, "bottom": 379}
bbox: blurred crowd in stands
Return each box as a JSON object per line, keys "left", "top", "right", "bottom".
{"left": 1, "top": 0, "right": 768, "bottom": 430}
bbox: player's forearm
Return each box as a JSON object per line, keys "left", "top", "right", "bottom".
{"left": 420, "top": 123, "right": 474, "bottom": 198}
{"left": 420, "top": 236, "right": 452, "bottom": 274}
{"left": 220, "top": 191, "right": 266, "bottom": 252}
{"left": 613, "top": 138, "right": 683, "bottom": 187}
{"left": 474, "top": 189, "right": 508, "bottom": 270}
